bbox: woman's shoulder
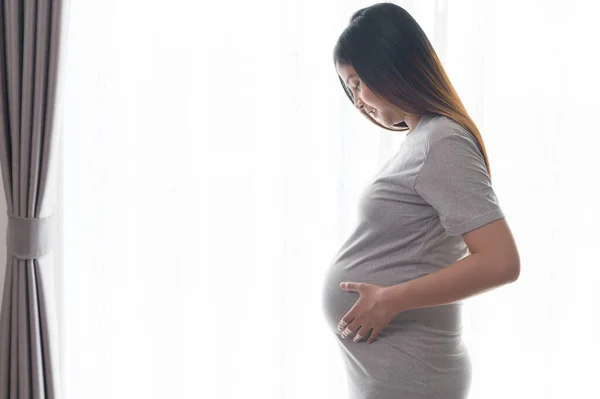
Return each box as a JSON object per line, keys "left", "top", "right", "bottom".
{"left": 427, "top": 114, "right": 469, "bottom": 139}
{"left": 421, "top": 115, "right": 482, "bottom": 160}
{"left": 415, "top": 114, "right": 465, "bottom": 150}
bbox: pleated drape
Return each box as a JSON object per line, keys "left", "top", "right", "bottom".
{"left": 0, "top": 0, "right": 65, "bottom": 397}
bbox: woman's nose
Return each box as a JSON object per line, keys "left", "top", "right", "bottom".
{"left": 354, "top": 98, "right": 365, "bottom": 110}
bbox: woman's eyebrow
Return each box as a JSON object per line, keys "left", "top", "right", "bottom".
{"left": 344, "top": 75, "right": 356, "bottom": 86}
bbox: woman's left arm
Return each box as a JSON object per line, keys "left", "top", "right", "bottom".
{"left": 382, "top": 217, "right": 520, "bottom": 314}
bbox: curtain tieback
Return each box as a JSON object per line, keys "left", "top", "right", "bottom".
{"left": 6, "top": 212, "right": 56, "bottom": 260}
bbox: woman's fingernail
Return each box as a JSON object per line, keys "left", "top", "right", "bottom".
{"left": 341, "top": 327, "right": 352, "bottom": 338}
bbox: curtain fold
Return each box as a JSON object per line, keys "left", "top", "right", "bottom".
{"left": 0, "top": 0, "right": 65, "bottom": 397}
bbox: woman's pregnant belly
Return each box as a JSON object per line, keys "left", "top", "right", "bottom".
{"left": 320, "top": 259, "right": 464, "bottom": 338}
{"left": 322, "top": 263, "right": 471, "bottom": 399}
{"left": 321, "top": 258, "right": 471, "bottom": 397}
{"left": 320, "top": 263, "right": 361, "bottom": 334}
{"left": 321, "top": 262, "right": 414, "bottom": 336}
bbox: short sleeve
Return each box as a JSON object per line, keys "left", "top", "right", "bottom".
{"left": 413, "top": 131, "right": 505, "bottom": 236}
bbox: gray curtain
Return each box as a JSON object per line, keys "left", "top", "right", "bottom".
{"left": 0, "top": 0, "right": 65, "bottom": 397}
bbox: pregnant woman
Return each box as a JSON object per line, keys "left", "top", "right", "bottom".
{"left": 320, "top": 3, "right": 521, "bottom": 399}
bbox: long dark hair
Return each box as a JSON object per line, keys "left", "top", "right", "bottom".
{"left": 333, "top": 2, "right": 493, "bottom": 178}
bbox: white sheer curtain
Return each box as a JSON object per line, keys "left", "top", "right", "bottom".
{"left": 55, "top": 0, "right": 600, "bottom": 398}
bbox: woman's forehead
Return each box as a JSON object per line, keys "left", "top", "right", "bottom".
{"left": 336, "top": 63, "right": 357, "bottom": 83}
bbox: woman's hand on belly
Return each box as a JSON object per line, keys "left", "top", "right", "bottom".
{"left": 337, "top": 281, "right": 399, "bottom": 344}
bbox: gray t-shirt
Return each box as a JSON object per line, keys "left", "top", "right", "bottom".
{"left": 320, "top": 113, "right": 505, "bottom": 398}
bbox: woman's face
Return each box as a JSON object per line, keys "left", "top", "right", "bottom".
{"left": 336, "top": 62, "right": 409, "bottom": 129}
